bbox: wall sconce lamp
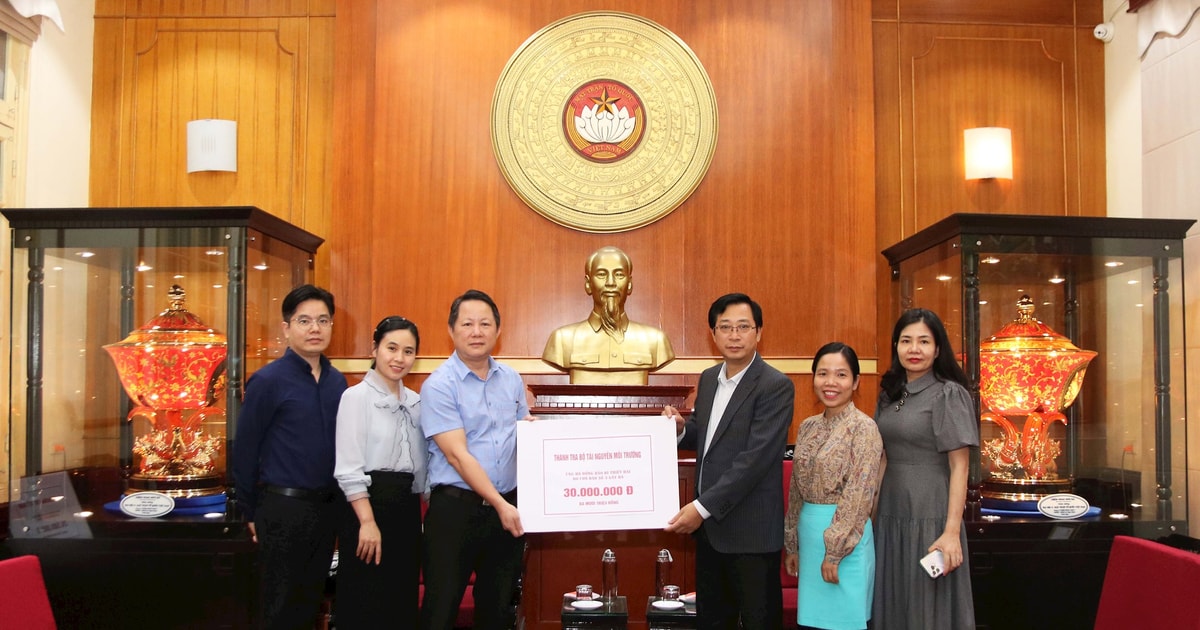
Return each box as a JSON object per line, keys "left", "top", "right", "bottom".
{"left": 964, "top": 127, "right": 1012, "bottom": 180}
{"left": 187, "top": 119, "right": 237, "bottom": 173}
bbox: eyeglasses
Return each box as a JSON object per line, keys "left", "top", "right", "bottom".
{"left": 714, "top": 323, "right": 756, "bottom": 335}
{"left": 291, "top": 316, "right": 333, "bottom": 329}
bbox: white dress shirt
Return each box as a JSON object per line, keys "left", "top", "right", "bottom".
{"left": 694, "top": 359, "right": 750, "bottom": 518}
{"left": 334, "top": 369, "right": 427, "bottom": 500}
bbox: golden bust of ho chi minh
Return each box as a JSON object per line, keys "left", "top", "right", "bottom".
{"left": 542, "top": 246, "right": 675, "bottom": 385}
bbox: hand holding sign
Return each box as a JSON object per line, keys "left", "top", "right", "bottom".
{"left": 517, "top": 415, "right": 680, "bottom": 533}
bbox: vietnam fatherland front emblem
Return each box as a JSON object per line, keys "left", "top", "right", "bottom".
{"left": 564, "top": 80, "right": 646, "bottom": 163}
{"left": 491, "top": 11, "right": 718, "bottom": 233}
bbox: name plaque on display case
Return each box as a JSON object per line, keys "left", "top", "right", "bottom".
{"left": 1037, "top": 494, "right": 1091, "bottom": 520}
{"left": 9, "top": 472, "right": 92, "bottom": 539}
{"left": 118, "top": 492, "right": 176, "bottom": 518}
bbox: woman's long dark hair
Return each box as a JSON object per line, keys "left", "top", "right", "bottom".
{"left": 370, "top": 315, "right": 420, "bottom": 369}
{"left": 880, "top": 308, "right": 968, "bottom": 402}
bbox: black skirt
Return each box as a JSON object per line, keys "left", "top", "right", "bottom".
{"left": 335, "top": 471, "right": 421, "bottom": 629}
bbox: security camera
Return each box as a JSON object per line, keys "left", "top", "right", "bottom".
{"left": 1094, "top": 22, "right": 1114, "bottom": 43}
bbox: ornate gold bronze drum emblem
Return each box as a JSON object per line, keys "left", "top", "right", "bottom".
{"left": 492, "top": 11, "right": 718, "bottom": 233}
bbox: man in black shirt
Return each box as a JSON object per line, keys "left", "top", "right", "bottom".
{"left": 233, "top": 284, "right": 348, "bottom": 629}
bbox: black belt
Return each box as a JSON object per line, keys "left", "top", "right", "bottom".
{"left": 264, "top": 484, "right": 337, "bottom": 503}
{"left": 369, "top": 470, "right": 415, "bottom": 482}
{"left": 433, "top": 485, "right": 516, "bottom": 507}
{"left": 368, "top": 471, "right": 416, "bottom": 496}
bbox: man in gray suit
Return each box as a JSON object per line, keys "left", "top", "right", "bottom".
{"left": 663, "top": 293, "right": 795, "bottom": 630}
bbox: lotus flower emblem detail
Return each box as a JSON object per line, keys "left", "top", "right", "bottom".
{"left": 575, "top": 104, "right": 637, "bottom": 144}
{"left": 563, "top": 80, "right": 646, "bottom": 162}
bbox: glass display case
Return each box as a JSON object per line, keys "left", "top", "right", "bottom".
{"left": 882, "top": 214, "right": 1193, "bottom": 629}
{"left": 0, "top": 207, "right": 322, "bottom": 627}
{"left": 2, "top": 207, "right": 322, "bottom": 511}
{"left": 883, "top": 214, "right": 1192, "bottom": 530}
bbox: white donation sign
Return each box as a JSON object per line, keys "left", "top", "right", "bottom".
{"left": 517, "top": 415, "right": 680, "bottom": 533}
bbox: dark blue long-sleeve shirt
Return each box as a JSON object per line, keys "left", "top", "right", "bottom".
{"left": 232, "top": 348, "right": 347, "bottom": 520}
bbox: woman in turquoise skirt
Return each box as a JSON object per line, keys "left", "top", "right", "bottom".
{"left": 784, "top": 342, "right": 883, "bottom": 629}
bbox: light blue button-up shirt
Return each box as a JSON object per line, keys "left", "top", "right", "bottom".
{"left": 420, "top": 351, "right": 529, "bottom": 494}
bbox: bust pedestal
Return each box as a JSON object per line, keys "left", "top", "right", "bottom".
{"left": 522, "top": 384, "right": 695, "bottom": 630}
{"left": 529, "top": 384, "right": 692, "bottom": 417}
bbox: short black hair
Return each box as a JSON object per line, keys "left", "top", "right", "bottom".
{"left": 811, "top": 341, "right": 861, "bottom": 378}
{"left": 282, "top": 284, "right": 335, "bottom": 322}
{"left": 707, "top": 293, "right": 763, "bottom": 329}
{"left": 448, "top": 289, "right": 500, "bottom": 328}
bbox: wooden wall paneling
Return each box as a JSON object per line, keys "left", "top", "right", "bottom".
{"left": 329, "top": 0, "right": 879, "bottom": 375}
{"left": 328, "top": 0, "right": 878, "bottom": 460}
{"left": 329, "top": 0, "right": 376, "bottom": 335}
{"left": 96, "top": 0, "right": 333, "bottom": 19}
{"left": 125, "top": 17, "right": 169, "bottom": 204}
{"left": 678, "top": 0, "right": 870, "bottom": 359}
{"left": 871, "top": 1, "right": 1107, "bottom": 383}
{"left": 303, "top": 15, "right": 336, "bottom": 286}
{"left": 89, "top": 15, "right": 130, "bottom": 206}
{"left": 336, "top": 1, "right": 645, "bottom": 359}
{"left": 362, "top": 1, "right": 554, "bottom": 359}
{"left": 89, "top": 9, "right": 335, "bottom": 277}
{"left": 692, "top": 0, "right": 876, "bottom": 358}
{"left": 832, "top": 0, "right": 883, "bottom": 359}
{"left": 883, "top": 0, "right": 1101, "bottom": 26}
{"left": 872, "top": 0, "right": 1106, "bottom": 240}
{"left": 672, "top": 1, "right": 790, "bottom": 357}
{"left": 872, "top": 0, "right": 899, "bottom": 22}
{"left": 904, "top": 25, "right": 1073, "bottom": 227}
{"left": 93, "top": 0, "right": 123, "bottom": 17}
{"left": 873, "top": 18, "right": 905, "bottom": 362}
{"left": 133, "top": 17, "right": 171, "bottom": 206}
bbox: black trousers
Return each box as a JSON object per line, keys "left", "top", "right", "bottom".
{"left": 419, "top": 487, "right": 525, "bottom": 630}
{"left": 694, "top": 528, "right": 783, "bottom": 630}
{"left": 335, "top": 471, "right": 421, "bottom": 629}
{"left": 255, "top": 490, "right": 339, "bottom": 630}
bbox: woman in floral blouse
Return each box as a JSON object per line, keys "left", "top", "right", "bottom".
{"left": 784, "top": 342, "right": 883, "bottom": 630}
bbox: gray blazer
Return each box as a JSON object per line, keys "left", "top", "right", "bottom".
{"left": 680, "top": 354, "right": 795, "bottom": 554}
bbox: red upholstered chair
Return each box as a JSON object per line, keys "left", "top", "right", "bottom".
{"left": 0, "top": 555, "right": 57, "bottom": 630}
{"left": 781, "top": 459, "right": 798, "bottom": 628}
{"left": 1094, "top": 535, "right": 1200, "bottom": 630}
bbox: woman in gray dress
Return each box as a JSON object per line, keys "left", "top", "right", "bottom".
{"left": 873, "top": 309, "right": 977, "bottom": 629}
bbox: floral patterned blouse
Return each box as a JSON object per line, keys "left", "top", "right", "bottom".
{"left": 784, "top": 401, "right": 883, "bottom": 564}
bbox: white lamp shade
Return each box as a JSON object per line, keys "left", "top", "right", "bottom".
{"left": 964, "top": 127, "right": 1012, "bottom": 180}
{"left": 187, "top": 120, "right": 238, "bottom": 173}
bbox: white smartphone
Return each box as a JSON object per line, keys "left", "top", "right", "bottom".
{"left": 919, "top": 549, "right": 945, "bottom": 578}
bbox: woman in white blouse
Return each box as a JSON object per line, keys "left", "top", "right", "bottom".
{"left": 334, "top": 316, "right": 427, "bottom": 628}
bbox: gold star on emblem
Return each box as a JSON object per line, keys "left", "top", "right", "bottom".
{"left": 590, "top": 87, "right": 620, "bottom": 115}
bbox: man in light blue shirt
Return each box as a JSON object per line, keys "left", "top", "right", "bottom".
{"left": 420, "top": 289, "right": 530, "bottom": 630}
